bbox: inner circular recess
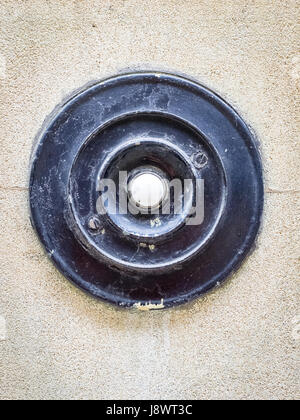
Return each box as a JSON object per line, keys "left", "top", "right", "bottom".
{"left": 128, "top": 170, "right": 167, "bottom": 210}
{"left": 99, "top": 139, "right": 195, "bottom": 240}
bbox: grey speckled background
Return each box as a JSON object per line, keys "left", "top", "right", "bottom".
{"left": 0, "top": 0, "right": 299, "bottom": 400}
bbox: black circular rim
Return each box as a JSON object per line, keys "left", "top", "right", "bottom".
{"left": 29, "top": 71, "right": 264, "bottom": 309}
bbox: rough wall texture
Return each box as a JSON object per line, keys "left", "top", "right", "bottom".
{"left": 0, "top": 0, "right": 299, "bottom": 400}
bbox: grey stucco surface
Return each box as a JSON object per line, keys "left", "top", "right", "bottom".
{"left": 0, "top": 0, "right": 299, "bottom": 400}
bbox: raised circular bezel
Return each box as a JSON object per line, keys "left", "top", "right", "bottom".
{"left": 29, "top": 71, "right": 263, "bottom": 309}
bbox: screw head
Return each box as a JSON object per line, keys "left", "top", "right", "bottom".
{"left": 193, "top": 152, "right": 208, "bottom": 169}
{"left": 88, "top": 216, "right": 101, "bottom": 231}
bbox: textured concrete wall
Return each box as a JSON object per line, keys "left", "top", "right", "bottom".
{"left": 0, "top": 0, "right": 299, "bottom": 400}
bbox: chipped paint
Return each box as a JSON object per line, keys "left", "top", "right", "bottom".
{"left": 133, "top": 299, "right": 164, "bottom": 311}
{"left": 150, "top": 217, "right": 161, "bottom": 228}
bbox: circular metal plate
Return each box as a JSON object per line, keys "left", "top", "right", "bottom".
{"left": 29, "top": 72, "right": 264, "bottom": 309}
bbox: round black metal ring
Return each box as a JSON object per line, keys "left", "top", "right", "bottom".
{"left": 29, "top": 72, "right": 264, "bottom": 309}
